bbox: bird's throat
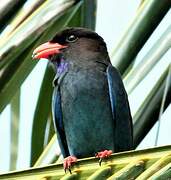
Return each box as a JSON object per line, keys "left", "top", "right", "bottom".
{"left": 56, "top": 57, "right": 69, "bottom": 75}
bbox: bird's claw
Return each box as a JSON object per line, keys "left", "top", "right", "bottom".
{"left": 63, "top": 156, "right": 77, "bottom": 173}
{"left": 95, "top": 150, "right": 112, "bottom": 166}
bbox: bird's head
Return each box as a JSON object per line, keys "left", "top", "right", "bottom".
{"left": 32, "top": 27, "right": 109, "bottom": 64}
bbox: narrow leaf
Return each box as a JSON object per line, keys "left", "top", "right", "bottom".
{"left": 0, "top": 0, "right": 26, "bottom": 31}
{"left": 0, "top": 2, "right": 79, "bottom": 113}
{"left": 10, "top": 89, "right": 20, "bottom": 170}
{"left": 124, "top": 25, "right": 171, "bottom": 94}
{"left": 31, "top": 65, "right": 55, "bottom": 166}
{"left": 34, "top": 135, "right": 58, "bottom": 167}
{"left": 80, "top": 0, "right": 97, "bottom": 29}
{"left": 0, "top": 0, "right": 46, "bottom": 39}
{"left": 133, "top": 65, "right": 171, "bottom": 147}
{"left": 0, "top": 145, "right": 171, "bottom": 179}
{"left": 111, "top": 0, "right": 171, "bottom": 75}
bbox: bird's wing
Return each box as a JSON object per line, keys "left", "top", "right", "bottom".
{"left": 107, "top": 64, "right": 133, "bottom": 151}
{"left": 52, "top": 84, "right": 70, "bottom": 157}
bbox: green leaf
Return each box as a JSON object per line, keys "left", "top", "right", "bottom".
{"left": 0, "top": 0, "right": 75, "bottom": 69}
{"left": 0, "top": 0, "right": 26, "bottom": 32}
{"left": 33, "top": 135, "right": 58, "bottom": 167}
{"left": 0, "top": 145, "right": 171, "bottom": 179}
{"left": 10, "top": 89, "right": 20, "bottom": 170}
{"left": 0, "top": 0, "right": 46, "bottom": 38}
{"left": 133, "top": 65, "right": 171, "bottom": 147}
{"left": 124, "top": 25, "right": 171, "bottom": 94}
{"left": 30, "top": 65, "right": 55, "bottom": 166}
{"left": 0, "top": 1, "right": 77, "bottom": 113}
{"left": 0, "top": 42, "right": 38, "bottom": 113}
{"left": 111, "top": 0, "right": 171, "bottom": 75}
{"left": 136, "top": 153, "right": 171, "bottom": 179}
{"left": 150, "top": 162, "right": 171, "bottom": 179}
{"left": 80, "top": 0, "right": 97, "bottom": 29}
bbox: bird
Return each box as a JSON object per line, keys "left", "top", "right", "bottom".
{"left": 32, "top": 27, "right": 133, "bottom": 172}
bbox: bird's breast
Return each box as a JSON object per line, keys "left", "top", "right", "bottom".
{"left": 58, "top": 67, "right": 115, "bottom": 157}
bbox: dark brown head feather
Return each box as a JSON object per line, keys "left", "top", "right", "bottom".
{"left": 50, "top": 27, "right": 106, "bottom": 47}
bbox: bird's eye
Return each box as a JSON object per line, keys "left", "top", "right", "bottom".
{"left": 66, "top": 35, "right": 78, "bottom": 42}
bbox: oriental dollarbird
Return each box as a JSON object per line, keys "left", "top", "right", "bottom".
{"left": 32, "top": 27, "right": 133, "bottom": 172}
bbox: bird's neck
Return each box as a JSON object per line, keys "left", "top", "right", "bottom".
{"left": 53, "top": 57, "right": 69, "bottom": 75}
{"left": 52, "top": 54, "right": 110, "bottom": 74}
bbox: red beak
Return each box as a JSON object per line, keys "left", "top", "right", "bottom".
{"left": 32, "top": 42, "right": 67, "bottom": 59}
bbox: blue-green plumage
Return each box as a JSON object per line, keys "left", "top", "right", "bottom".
{"left": 51, "top": 35, "right": 133, "bottom": 157}
{"left": 107, "top": 65, "right": 133, "bottom": 152}
{"left": 34, "top": 27, "right": 133, "bottom": 159}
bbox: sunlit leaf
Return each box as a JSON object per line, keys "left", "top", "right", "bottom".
{"left": 0, "top": 1, "right": 78, "bottom": 113}
{"left": 133, "top": 65, "right": 171, "bottom": 147}
{"left": 124, "top": 25, "right": 171, "bottom": 94}
{"left": 10, "top": 89, "right": 20, "bottom": 170}
{"left": 111, "top": 0, "right": 171, "bottom": 75}
{"left": 0, "top": 145, "right": 171, "bottom": 179}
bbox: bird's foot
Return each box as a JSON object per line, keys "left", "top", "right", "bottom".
{"left": 95, "top": 150, "right": 112, "bottom": 166}
{"left": 63, "top": 156, "right": 77, "bottom": 174}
